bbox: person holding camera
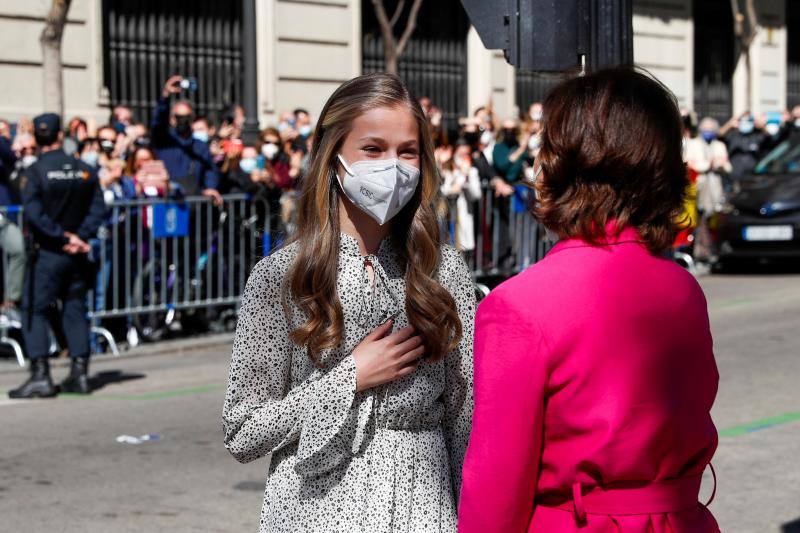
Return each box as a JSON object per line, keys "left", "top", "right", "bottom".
{"left": 150, "top": 75, "right": 222, "bottom": 205}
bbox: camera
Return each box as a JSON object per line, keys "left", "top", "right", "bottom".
{"left": 179, "top": 77, "right": 198, "bottom": 91}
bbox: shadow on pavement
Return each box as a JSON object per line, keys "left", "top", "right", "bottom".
{"left": 233, "top": 480, "right": 265, "bottom": 491}
{"left": 88, "top": 370, "right": 146, "bottom": 392}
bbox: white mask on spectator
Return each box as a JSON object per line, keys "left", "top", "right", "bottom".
{"left": 765, "top": 123, "right": 780, "bottom": 137}
{"left": 480, "top": 130, "right": 494, "bottom": 146}
{"left": 239, "top": 157, "right": 257, "bottom": 174}
{"left": 81, "top": 151, "right": 99, "bottom": 167}
{"left": 261, "top": 143, "right": 279, "bottom": 160}
{"left": 21, "top": 155, "right": 37, "bottom": 168}
{"left": 336, "top": 154, "right": 420, "bottom": 226}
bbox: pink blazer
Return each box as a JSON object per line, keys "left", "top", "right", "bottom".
{"left": 459, "top": 227, "right": 719, "bottom": 532}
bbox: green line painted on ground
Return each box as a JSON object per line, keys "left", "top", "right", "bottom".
{"left": 718, "top": 411, "right": 800, "bottom": 437}
{"left": 708, "top": 297, "right": 757, "bottom": 310}
{"left": 58, "top": 383, "right": 225, "bottom": 401}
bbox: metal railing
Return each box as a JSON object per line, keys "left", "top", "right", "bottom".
{"left": 0, "top": 194, "right": 270, "bottom": 366}
{"left": 440, "top": 183, "right": 554, "bottom": 278}
{"left": 87, "top": 194, "right": 269, "bottom": 348}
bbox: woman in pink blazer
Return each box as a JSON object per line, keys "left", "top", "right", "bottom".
{"left": 459, "top": 68, "right": 720, "bottom": 532}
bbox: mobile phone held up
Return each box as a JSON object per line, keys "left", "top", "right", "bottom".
{"left": 179, "top": 77, "right": 198, "bottom": 91}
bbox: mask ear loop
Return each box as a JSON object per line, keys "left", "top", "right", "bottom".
{"left": 337, "top": 153, "right": 354, "bottom": 177}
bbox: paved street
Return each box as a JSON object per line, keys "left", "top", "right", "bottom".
{"left": 0, "top": 270, "right": 799, "bottom": 532}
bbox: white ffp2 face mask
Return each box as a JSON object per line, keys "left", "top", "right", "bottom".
{"left": 336, "top": 154, "right": 420, "bottom": 225}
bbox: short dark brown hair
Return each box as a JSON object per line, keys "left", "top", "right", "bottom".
{"left": 534, "top": 67, "right": 687, "bottom": 255}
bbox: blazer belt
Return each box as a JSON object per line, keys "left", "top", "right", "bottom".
{"left": 542, "top": 464, "right": 716, "bottom": 523}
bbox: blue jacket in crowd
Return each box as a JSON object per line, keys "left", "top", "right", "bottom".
{"left": 149, "top": 97, "right": 220, "bottom": 194}
{"left": 0, "top": 136, "right": 19, "bottom": 206}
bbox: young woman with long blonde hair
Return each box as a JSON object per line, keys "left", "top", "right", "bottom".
{"left": 223, "top": 73, "right": 475, "bottom": 532}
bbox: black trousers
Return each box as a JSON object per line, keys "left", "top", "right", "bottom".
{"left": 22, "top": 249, "right": 93, "bottom": 360}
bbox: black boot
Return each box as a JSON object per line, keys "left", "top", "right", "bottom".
{"left": 60, "top": 357, "right": 91, "bottom": 394}
{"left": 8, "top": 358, "right": 57, "bottom": 399}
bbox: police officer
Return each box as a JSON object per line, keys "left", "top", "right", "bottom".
{"left": 8, "top": 113, "right": 106, "bottom": 399}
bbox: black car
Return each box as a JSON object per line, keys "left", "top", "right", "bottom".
{"left": 713, "top": 135, "right": 800, "bottom": 263}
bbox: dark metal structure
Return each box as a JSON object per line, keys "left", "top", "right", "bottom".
{"left": 693, "top": 0, "right": 734, "bottom": 122}
{"left": 461, "top": 0, "right": 633, "bottom": 73}
{"left": 240, "top": 0, "right": 259, "bottom": 145}
{"left": 362, "top": 0, "right": 470, "bottom": 134}
{"left": 102, "top": 0, "right": 244, "bottom": 123}
{"left": 515, "top": 72, "right": 563, "bottom": 114}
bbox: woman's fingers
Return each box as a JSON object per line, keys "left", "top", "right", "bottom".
{"left": 365, "top": 319, "right": 393, "bottom": 341}
{"left": 397, "top": 345, "right": 425, "bottom": 366}
{"left": 386, "top": 325, "right": 416, "bottom": 345}
{"left": 395, "top": 334, "right": 423, "bottom": 355}
{"left": 395, "top": 363, "right": 419, "bottom": 380}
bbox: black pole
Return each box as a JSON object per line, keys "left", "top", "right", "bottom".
{"left": 583, "top": 0, "right": 634, "bottom": 72}
{"left": 241, "top": 0, "right": 259, "bottom": 146}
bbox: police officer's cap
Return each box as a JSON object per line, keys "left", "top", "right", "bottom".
{"left": 33, "top": 113, "right": 61, "bottom": 138}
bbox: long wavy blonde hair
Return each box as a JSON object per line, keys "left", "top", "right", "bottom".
{"left": 284, "top": 73, "right": 462, "bottom": 365}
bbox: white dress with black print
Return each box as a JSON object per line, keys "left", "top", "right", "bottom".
{"left": 222, "top": 233, "right": 475, "bottom": 533}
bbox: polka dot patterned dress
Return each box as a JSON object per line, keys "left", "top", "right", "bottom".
{"left": 222, "top": 233, "right": 475, "bottom": 532}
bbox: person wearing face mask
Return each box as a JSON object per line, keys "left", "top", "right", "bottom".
{"left": 459, "top": 117, "right": 497, "bottom": 190}
{"left": 441, "top": 138, "right": 482, "bottom": 262}
{"left": 219, "top": 143, "right": 282, "bottom": 253}
{"left": 490, "top": 119, "right": 531, "bottom": 269}
{"left": 263, "top": 127, "right": 297, "bottom": 196}
{"left": 110, "top": 105, "right": 133, "bottom": 135}
{"left": 294, "top": 108, "right": 313, "bottom": 139}
{"left": 191, "top": 116, "right": 213, "bottom": 144}
{"left": 524, "top": 102, "right": 544, "bottom": 159}
{"left": 473, "top": 104, "right": 499, "bottom": 163}
{"left": 492, "top": 119, "right": 532, "bottom": 185}
{"left": 757, "top": 111, "right": 787, "bottom": 155}
{"left": 62, "top": 117, "right": 88, "bottom": 158}
{"left": 150, "top": 75, "right": 222, "bottom": 205}
{"left": 684, "top": 117, "right": 731, "bottom": 262}
{"left": 222, "top": 73, "right": 474, "bottom": 533}
{"left": 96, "top": 125, "right": 120, "bottom": 164}
{"left": 221, "top": 146, "right": 267, "bottom": 195}
{"left": 79, "top": 138, "right": 102, "bottom": 168}
{"left": 720, "top": 111, "right": 768, "bottom": 180}
{"left": 764, "top": 106, "right": 800, "bottom": 147}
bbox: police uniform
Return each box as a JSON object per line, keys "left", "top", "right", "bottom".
{"left": 9, "top": 114, "right": 106, "bottom": 399}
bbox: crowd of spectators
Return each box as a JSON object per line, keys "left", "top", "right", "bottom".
{"left": 681, "top": 105, "right": 800, "bottom": 260}
{"left": 0, "top": 72, "right": 799, "bottom": 337}
{"left": 0, "top": 75, "right": 314, "bottom": 336}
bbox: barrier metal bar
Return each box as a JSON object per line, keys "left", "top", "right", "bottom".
{"left": 439, "top": 184, "right": 554, "bottom": 280}
{"left": 88, "top": 195, "right": 267, "bottom": 344}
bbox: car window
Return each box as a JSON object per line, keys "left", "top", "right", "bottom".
{"left": 755, "top": 139, "right": 800, "bottom": 175}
